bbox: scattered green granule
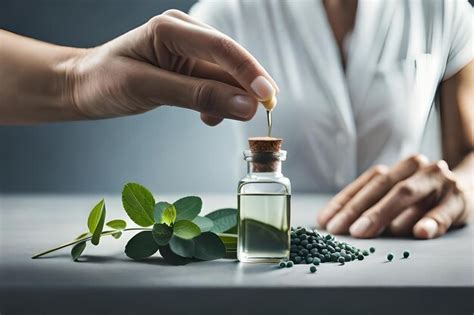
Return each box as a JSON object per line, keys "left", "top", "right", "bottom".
{"left": 403, "top": 251, "right": 410, "bottom": 259}
{"left": 289, "top": 227, "right": 368, "bottom": 265}
{"left": 279, "top": 261, "right": 286, "bottom": 268}
{"left": 369, "top": 247, "right": 375, "bottom": 253}
{"left": 286, "top": 261, "right": 294, "bottom": 268}
{"left": 387, "top": 253, "right": 394, "bottom": 261}
{"left": 310, "top": 266, "right": 317, "bottom": 273}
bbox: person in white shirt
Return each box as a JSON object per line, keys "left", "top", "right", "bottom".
{"left": 0, "top": 1, "right": 472, "bottom": 240}
{"left": 189, "top": 0, "right": 473, "bottom": 239}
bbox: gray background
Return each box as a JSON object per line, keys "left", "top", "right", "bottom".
{"left": 0, "top": 0, "right": 245, "bottom": 194}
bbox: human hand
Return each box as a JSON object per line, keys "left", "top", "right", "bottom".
{"left": 316, "top": 155, "right": 470, "bottom": 239}
{"left": 65, "top": 10, "right": 278, "bottom": 125}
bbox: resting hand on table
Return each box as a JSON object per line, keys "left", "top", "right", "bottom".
{"left": 316, "top": 155, "right": 471, "bottom": 239}
{"left": 0, "top": 10, "right": 277, "bottom": 125}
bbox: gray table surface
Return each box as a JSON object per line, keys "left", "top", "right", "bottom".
{"left": 1, "top": 194, "right": 473, "bottom": 315}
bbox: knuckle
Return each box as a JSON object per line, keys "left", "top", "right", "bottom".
{"left": 408, "top": 154, "right": 429, "bottom": 169}
{"left": 372, "top": 173, "right": 392, "bottom": 189}
{"left": 162, "top": 9, "right": 183, "bottom": 17}
{"left": 371, "top": 164, "right": 389, "bottom": 176}
{"left": 193, "top": 83, "right": 217, "bottom": 114}
{"left": 147, "top": 15, "right": 174, "bottom": 36}
{"left": 395, "top": 181, "right": 416, "bottom": 198}
{"left": 233, "top": 57, "right": 255, "bottom": 76}
{"left": 213, "top": 35, "right": 236, "bottom": 55}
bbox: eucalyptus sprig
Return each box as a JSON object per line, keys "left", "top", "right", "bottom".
{"left": 32, "top": 182, "right": 238, "bottom": 265}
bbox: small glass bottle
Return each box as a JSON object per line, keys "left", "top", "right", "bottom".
{"left": 237, "top": 139, "right": 291, "bottom": 263}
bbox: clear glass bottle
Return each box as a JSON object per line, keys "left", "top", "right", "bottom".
{"left": 237, "top": 149, "right": 291, "bottom": 263}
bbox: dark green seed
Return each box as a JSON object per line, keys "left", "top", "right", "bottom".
{"left": 362, "top": 250, "right": 369, "bottom": 256}
{"left": 344, "top": 254, "right": 352, "bottom": 262}
{"left": 325, "top": 234, "right": 333, "bottom": 240}
{"left": 301, "top": 240, "right": 309, "bottom": 246}
{"left": 403, "top": 251, "right": 410, "bottom": 258}
{"left": 286, "top": 261, "right": 294, "bottom": 268}
{"left": 328, "top": 245, "right": 335, "bottom": 253}
{"left": 300, "top": 234, "right": 307, "bottom": 240}
{"left": 321, "top": 249, "right": 328, "bottom": 254}
{"left": 279, "top": 262, "right": 286, "bottom": 268}
{"left": 291, "top": 232, "right": 297, "bottom": 238}
{"left": 338, "top": 257, "right": 345, "bottom": 264}
{"left": 294, "top": 256, "right": 302, "bottom": 264}
{"left": 369, "top": 247, "right": 375, "bottom": 253}
{"left": 335, "top": 246, "right": 341, "bottom": 252}
{"left": 305, "top": 257, "right": 313, "bottom": 264}
{"left": 293, "top": 238, "right": 300, "bottom": 245}
{"left": 357, "top": 255, "right": 364, "bottom": 261}
{"left": 387, "top": 253, "right": 394, "bottom": 261}
{"left": 310, "top": 266, "right": 317, "bottom": 273}
{"left": 313, "top": 258, "right": 321, "bottom": 265}
{"left": 306, "top": 244, "right": 313, "bottom": 250}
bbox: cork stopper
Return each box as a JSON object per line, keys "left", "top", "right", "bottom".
{"left": 247, "top": 137, "right": 283, "bottom": 172}
{"left": 248, "top": 137, "right": 282, "bottom": 153}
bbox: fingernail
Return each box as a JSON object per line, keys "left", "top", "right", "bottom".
{"left": 350, "top": 217, "right": 372, "bottom": 236}
{"left": 415, "top": 218, "right": 438, "bottom": 239}
{"left": 230, "top": 95, "right": 255, "bottom": 118}
{"left": 250, "top": 76, "right": 275, "bottom": 101}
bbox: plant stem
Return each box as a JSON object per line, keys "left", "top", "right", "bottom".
{"left": 31, "top": 227, "right": 150, "bottom": 259}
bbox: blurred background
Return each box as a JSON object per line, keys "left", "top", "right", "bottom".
{"left": 0, "top": 0, "right": 246, "bottom": 194}
{"left": 1, "top": 0, "right": 471, "bottom": 194}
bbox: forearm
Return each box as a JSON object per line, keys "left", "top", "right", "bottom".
{"left": 0, "top": 30, "right": 85, "bottom": 124}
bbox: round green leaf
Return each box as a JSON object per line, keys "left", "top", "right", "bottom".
{"left": 193, "top": 232, "right": 226, "bottom": 261}
{"left": 159, "top": 245, "right": 190, "bottom": 265}
{"left": 71, "top": 241, "right": 86, "bottom": 261}
{"left": 125, "top": 231, "right": 159, "bottom": 260}
{"left": 152, "top": 223, "right": 173, "bottom": 246}
{"left": 122, "top": 183, "right": 155, "bottom": 227}
{"left": 169, "top": 236, "right": 195, "bottom": 258}
{"left": 174, "top": 196, "right": 202, "bottom": 221}
{"left": 173, "top": 220, "right": 201, "bottom": 240}
{"left": 205, "top": 208, "right": 237, "bottom": 233}
{"left": 106, "top": 219, "right": 126, "bottom": 230}
{"left": 192, "top": 216, "right": 214, "bottom": 232}
{"left": 154, "top": 201, "right": 171, "bottom": 223}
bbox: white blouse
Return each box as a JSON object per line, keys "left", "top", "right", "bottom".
{"left": 190, "top": 0, "right": 473, "bottom": 193}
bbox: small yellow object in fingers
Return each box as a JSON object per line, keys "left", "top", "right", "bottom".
{"left": 261, "top": 96, "right": 277, "bottom": 111}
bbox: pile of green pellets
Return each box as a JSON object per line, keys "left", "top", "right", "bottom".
{"left": 278, "top": 227, "right": 410, "bottom": 271}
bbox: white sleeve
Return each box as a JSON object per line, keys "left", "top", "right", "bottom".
{"left": 443, "top": 0, "right": 473, "bottom": 80}
{"left": 188, "top": 0, "right": 238, "bottom": 39}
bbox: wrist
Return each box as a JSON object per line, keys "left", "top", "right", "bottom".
{"left": 53, "top": 47, "right": 90, "bottom": 120}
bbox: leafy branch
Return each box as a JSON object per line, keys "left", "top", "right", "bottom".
{"left": 32, "top": 182, "right": 238, "bottom": 265}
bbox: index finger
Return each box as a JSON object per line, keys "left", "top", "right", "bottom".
{"left": 146, "top": 15, "right": 279, "bottom": 101}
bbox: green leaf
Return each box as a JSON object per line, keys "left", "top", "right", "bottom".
{"left": 169, "top": 236, "right": 195, "bottom": 258}
{"left": 153, "top": 201, "right": 171, "bottom": 223}
{"left": 152, "top": 223, "right": 173, "bottom": 246}
{"left": 125, "top": 231, "right": 159, "bottom": 260}
{"left": 112, "top": 231, "right": 122, "bottom": 239}
{"left": 106, "top": 219, "right": 126, "bottom": 230}
{"left": 161, "top": 204, "right": 177, "bottom": 226}
{"left": 159, "top": 245, "right": 190, "bottom": 265}
{"left": 71, "top": 241, "right": 86, "bottom": 261}
{"left": 75, "top": 232, "right": 90, "bottom": 240}
{"left": 205, "top": 208, "right": 237, "bottom": 233}
{"left": 219, "top": 233, "right": 237, "bottom": 252}
{"left": 193, "top": 232, "right": 226, "bottom": 260}
{"left": 173, "top": 220, "right": 201, "bottom": 239}
{"left": 87, "top": 199, "right": 105, "bottom": 234}
{"left": 122, "top": 183, "right": 155, "bottom": 227}
{"left": 192, "top": 216, "right": 214, "bottom": 232}
{"left": 174, "top": 196, "right": 202, "bottom": 221}
{"left": 90, "top": 200, "right": 106, "bottom": 246}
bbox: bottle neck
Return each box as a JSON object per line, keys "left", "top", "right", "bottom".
{"left": 247, "top": 160, "right": 282, "bottom": 176}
